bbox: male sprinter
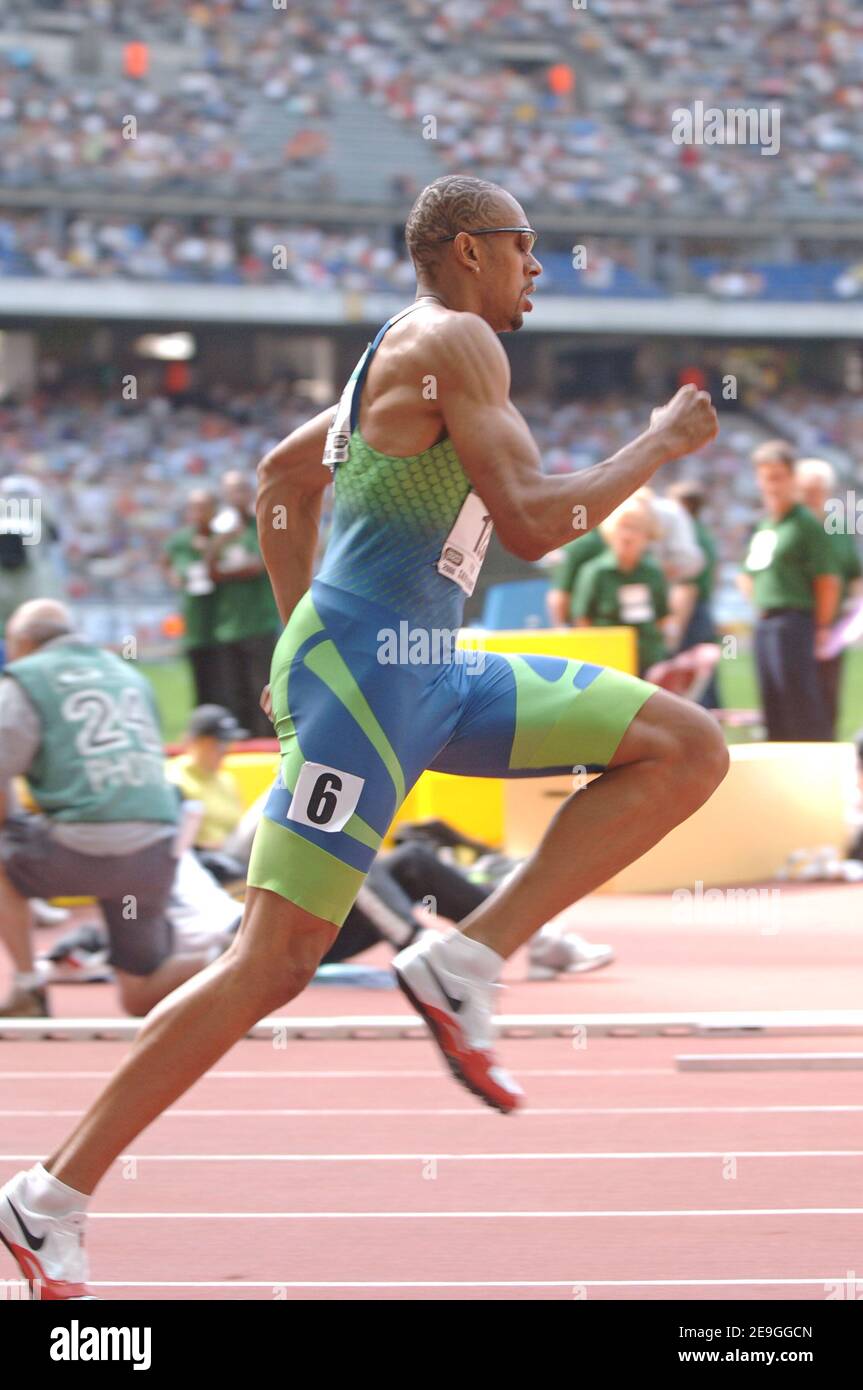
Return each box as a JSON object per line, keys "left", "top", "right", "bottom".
{"left": 0, "top": 175, "right": 726, "bottom": 1298}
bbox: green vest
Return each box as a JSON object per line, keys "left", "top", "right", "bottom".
{"left": 693, "top": 518, "right": 717, "bottom": 602}
{"left": 213, "top": 517, "right": 280, "bottom": 644}
{"left": 5, "top": 641, "right": 179, "bottom": 825}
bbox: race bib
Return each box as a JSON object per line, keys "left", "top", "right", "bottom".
{"left": 287, "top": 761, "right": 365, "bottom": 833}
{"left": 746, "top": 529, "right": 778, "bottom": 572}
{"left": 618, "top": 583, "right": 654, "bottom": 624}
{"left": 220, "top": 543, "right": 248, "bottom": 572}
{"left": 437, "top": 490, "right": 494, "bottom": 597}
{"left": 185, "top": 560, "right": 214, "bottom": 596}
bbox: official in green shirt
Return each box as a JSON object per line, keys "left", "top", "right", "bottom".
{"left": 667, "top": 480, "right": 721, "bottom": 708}
{"left": 797, "top": 457, "right": 863, "bottom": 737}
{"left": 210, "top": 471, "right": 280, "bottom": 738}
{"left": 740, "top": 441, "right": 840, "bottom": 741}
{"left": 546, "top": 530, "right": 607, "bottom": 625}
{"left": 163, "top": 489, "right": 223, "bottom": 708}
{"left": 572, "top": 498, "right": 669, "bottom": 676}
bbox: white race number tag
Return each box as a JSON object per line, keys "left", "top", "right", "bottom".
{"left": 287, "top": 761, "right": 365, "bottom": 833}
{"left": 437, "top": 490, "right": 494, "bottom": 597}
{"left": 746, "top": 529, "right": 778, "bottom": 572}
{"left": 185, "top": 561, "right": 214, "bottom": 596}
{"left": 618, "top": 583, "right": 654, "bottom": 624}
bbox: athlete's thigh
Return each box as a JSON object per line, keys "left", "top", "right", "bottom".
{"left": 247, "top": 582, "right": 462, "bottom": 926}
{"left": 429, "top": 650, "right": 656, "bottom": 778}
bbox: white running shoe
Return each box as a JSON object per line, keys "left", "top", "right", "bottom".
{"left": 0, "top": 1166, "right": 96, "bottom": 1300}
{"left": 528, "top": 932, "right": 615, "bottom": 981}
{"left": 393, "top": 930, "right": 523, "bottom": 1114}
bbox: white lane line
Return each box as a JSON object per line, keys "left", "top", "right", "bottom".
{"left": 0, "top": 1068, "right": 674, "bottom": 1080}
{"left": 3, "top": 1103, "right": 863, "bottom": 1118}
{"left": 4, "top": 1149, "right": 862, "bottom": 1162}
{"left": 85, "top": 1207, "right": 863, "bottom": 1219}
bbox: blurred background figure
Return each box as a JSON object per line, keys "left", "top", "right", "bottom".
{"left": 547, "top": 485, "right": 703, "bottom": 653}
{"left": 162, "top": 488, "right": 222, "bottom": 707}
{"left": 0, "top": 476, "right": 63, "bottom": 649}
{"left": 667, "top": 479, "right": 721, "bottom": 707}
{"left": 167, "top": 703, "right": 248, "bottom": 855}
{"left": 0, "top": 599, "right": 209, "bottom": 1018}
{"left": 740, "top": 442, "right": 840, "bottom": 742}
{"left": 209, "top": 471, "right": 280, "bottom": 738}
{"left": 572, "top": 495, "right": 670, "bottom": 677}
{"left": 797, "top": 457, "right": 863, "bottom": 738}
{"left": 547, "top": 528, "right": 607, "bottom": 626}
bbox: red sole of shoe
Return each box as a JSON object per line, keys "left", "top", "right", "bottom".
{"left": 393, "top": 967, "right": 519, "bottom": 1115}
{"left": 0, "top": 1228, "right": 89, "bottom": 1300}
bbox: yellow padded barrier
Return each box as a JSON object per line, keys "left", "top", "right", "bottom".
{"left": 456, "top": 625, "right": 637, "bottom": 670}
{"left": 386, "top": 770, "right": 506, "bottom": 850}
{"left": 503, "top": 741, "right": 858, "bottom": 893}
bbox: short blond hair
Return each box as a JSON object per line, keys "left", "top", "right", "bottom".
{"left": 600, "top": 495, "right": 658, "bottom": 543}
{"left": 795, "top": 456, "right": 837, "bottom": 494}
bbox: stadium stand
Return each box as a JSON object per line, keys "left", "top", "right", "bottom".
{"left": 0, "top": 0, "right": 861, "bottom": 215}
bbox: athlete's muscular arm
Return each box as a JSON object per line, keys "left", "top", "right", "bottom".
{"left": 256, "top": 405, "right": 335, "bottom": 624}
{"left": 436, "top": 315, "right": 718, "bottom": 562}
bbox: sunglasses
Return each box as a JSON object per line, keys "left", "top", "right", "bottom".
{"left": 435, "top": 226, "right": 538, "bottom": 255}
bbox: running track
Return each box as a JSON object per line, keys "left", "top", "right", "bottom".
{"left": 1, "top": 883, "right": 861, "bottom": 1301}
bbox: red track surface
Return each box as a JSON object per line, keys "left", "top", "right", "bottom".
{"left": 1, "top": 882, "right": 861, "bottom": 1301}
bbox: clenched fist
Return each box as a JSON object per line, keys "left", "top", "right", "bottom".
{"left": 649, "top": 384, "right": 719, "bottom": 462}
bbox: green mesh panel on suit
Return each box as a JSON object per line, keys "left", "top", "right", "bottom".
{"left": 317, "top": 428, "right": 474, "bottom": 626}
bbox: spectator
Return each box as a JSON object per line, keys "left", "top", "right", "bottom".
{"left": 0, "top": 475, "right": 64, "bottom": 635}
{"left": 634, "top": 486, "right": 704, "bottom": 653}
{"left": 162, "top": 488, "right": 222, "bottom": 707}
{"left": 546, "top": 530, "right": 606, "bottom": 625}
{"left": 667, "top": 479, "right": 722, "bottom": 707}
{"left": 739, "top": 441, "right": 840, "bottom": 742}
{"left": 547, "top": 487, "right": 702, "bottom": 649}
{"left": 209, "top": 470, "right": 280, "bottom": 738}
{"left": 0, "top": 598, "right": 211, "bottom": 1018}
{"left": 166, "top": 704, "right": 248, "bottom": 853}
{"left": 797, "top": 456, "right": 863, "bottom": 737}
{"left": 572, "top": 496, "right": 670, "bottom": 676}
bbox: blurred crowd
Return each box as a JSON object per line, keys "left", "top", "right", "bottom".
{"left": 0, "top": 382, "right": 858, "bottom": 613}
{"left": 0, "top": 213, "right": 417, "bottom": 291}
{"left": 757, "top": 386, "right": 863, "bottom": 459}
{"left": 3, "top": 212, "right": 862, "bottom": 302}
{"left": 0, "top": 384, "right": 310, "bottom": 602}
{"left": 0, "top": 0, "right": 861, "bottom": 215}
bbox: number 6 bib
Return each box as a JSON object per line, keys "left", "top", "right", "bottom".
{"left": 286, "top": 761, "right": 366, "bottom": 833}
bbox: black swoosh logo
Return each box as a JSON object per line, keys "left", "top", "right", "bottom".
{"left": 7, "top": 1199, "right": 45, "bottom": 1251}
{"left": 424, "top": 960, "right": 464, "bottom": 1014}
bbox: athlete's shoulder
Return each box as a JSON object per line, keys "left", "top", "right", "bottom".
{"left": 423, "top": 309, "right": 509, "bottom": 394}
